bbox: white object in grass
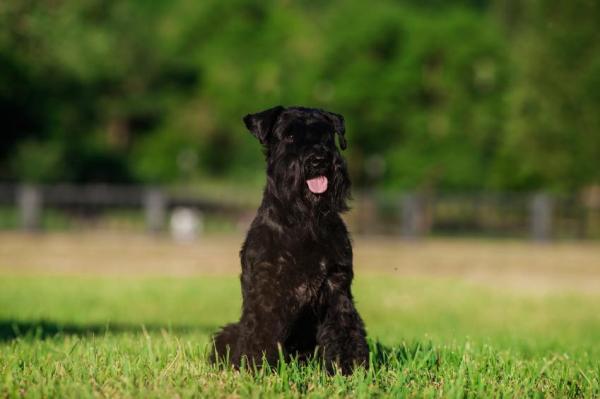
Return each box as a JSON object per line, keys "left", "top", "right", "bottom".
{"left": 170, "top": 207, "right": 202, "bottom": 242}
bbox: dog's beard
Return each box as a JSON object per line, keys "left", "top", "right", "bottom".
{"left": 266, "top": 154, "right": 350, "bottom": 229}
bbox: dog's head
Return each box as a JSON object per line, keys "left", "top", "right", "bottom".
{"left": 244, "top": 105, "right": 351, "bottom": 216}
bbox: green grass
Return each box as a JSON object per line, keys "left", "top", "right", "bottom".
{"left": 0, "top": 275, "right": 599, "bottom": 398}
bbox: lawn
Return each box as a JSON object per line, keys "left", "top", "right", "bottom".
{"left": 0, "top": 234, "right": 599, "bottom": 397}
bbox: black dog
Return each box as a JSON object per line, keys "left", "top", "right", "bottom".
{"left": 211, "top": 106, "right": 368, "bottom": 374}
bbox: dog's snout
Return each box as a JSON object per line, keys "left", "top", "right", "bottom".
{"left": 310, "top": 154, "right": 326, "bottom": 168}
{"left": 308, "top": 148, "right": 330, "bottom": 170}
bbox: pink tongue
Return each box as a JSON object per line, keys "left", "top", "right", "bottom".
{"left": 306, "top": 176, "right": 328, "bottom": 194}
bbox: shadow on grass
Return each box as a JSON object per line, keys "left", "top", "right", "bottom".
{"left": 1, "top": 321, "right": 439, "bottom": 374}
{"left": 0, "top": 319, "right": 218, "bottom": 342}
{"left": 212, "top": 339, "right": 441, "bottom": 375}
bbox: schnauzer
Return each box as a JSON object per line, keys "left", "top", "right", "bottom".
{"left": 210, "top": 106, "right": 369, "bottom": 374}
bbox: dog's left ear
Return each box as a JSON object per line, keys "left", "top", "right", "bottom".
{"left": 324, "top": 111, "right": 347, "bottom": 150}
{"left": 243, "top": 106, "right": 285, "bottom": 145}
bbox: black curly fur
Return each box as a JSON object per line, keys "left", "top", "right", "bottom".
{"left": 210, "top": 106, "right": 369, "bottom": 375}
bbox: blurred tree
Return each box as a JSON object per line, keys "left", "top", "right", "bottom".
{"left": 492, "top": 0, "right": 600, "bottom": 191}
{"left": 320, "top": 3, "right": 509, "bottom": 190}
{"left": 0, "top": 0, "right": 596, "bottom": 192}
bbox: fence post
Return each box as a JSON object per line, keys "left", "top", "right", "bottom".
{"left": 357, "top": 193, "right": 377, "bottom": 235}
{"left": 530, "top": 193, "right": 553, "bottom": 242}
{"left": 402, "top": 192, "right": 426, "bottom": 240}
{"left": 144, "top": 188, "right": 166, "bottom": 233}
{"left": 18, "top": 184, "right": 42, "bottom": 231}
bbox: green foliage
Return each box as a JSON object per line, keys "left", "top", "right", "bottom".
{"left": 0, "top": 0, "right": 598, "bottom": 191}
{"left": 0, "top": 275, "right": 599, "bottom": 397}
{"left": 10, "top": 141, "right": 64, "bottom": 183}
{"left": 492, "top": 0, "right": 600, "bottom": 191}
{"left": 130, "top": 130, "right": 198, "bottom": 183}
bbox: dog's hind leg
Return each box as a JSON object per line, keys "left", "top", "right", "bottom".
{"left": 210, "top": 323, "right": 240, "bottom": 365}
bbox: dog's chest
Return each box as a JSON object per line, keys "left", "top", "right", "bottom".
{"left": 287, "top": 255, "right": 329, "bottom": 306}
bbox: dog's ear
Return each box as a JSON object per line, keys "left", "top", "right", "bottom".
{"left": 243, "top": 106, "right": 285, "bottom": 145}
{"left": 324, "top": 111, "right": 347, "bottom": 150}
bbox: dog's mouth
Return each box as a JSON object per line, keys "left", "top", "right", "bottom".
{"left": 306, "top": 176, "right": 328, "bottom": 194}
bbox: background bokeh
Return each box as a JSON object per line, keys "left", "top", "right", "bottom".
{"left": 2, "top": 0, "right": 599, "bottom": 191}
{"left": 1, "top": 2, "right": 600, "bottom": 397}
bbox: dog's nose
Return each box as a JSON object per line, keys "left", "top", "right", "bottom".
{"left": 310, "top": 154, "right": 327, "bottom": 168}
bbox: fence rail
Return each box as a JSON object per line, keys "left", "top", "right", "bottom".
{"left": 1, "top": 184, "right": 599, "bottom": 240}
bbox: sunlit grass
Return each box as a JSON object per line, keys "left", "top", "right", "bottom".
{"left": 1, "top": 275, "right": 599, "bottom": 397}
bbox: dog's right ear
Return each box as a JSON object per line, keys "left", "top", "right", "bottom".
{"left": 243, "top": 106, "right": 285, "bottom": 145}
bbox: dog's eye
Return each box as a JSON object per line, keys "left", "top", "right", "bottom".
{"left": 284, "top": 133, "right": 294, "bottom": 142}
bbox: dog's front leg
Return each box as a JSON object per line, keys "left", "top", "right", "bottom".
{"left": 233, "top": 262, "right": 296, "bottom": 370}
{"left": 317, "top": 274, "right": 369, "bottom": 375}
